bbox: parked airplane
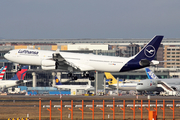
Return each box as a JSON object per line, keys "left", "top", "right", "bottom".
{"left": 4, "top": 35, "right": 163, "bottom": 80}
{"left": 0, "top": 66, "right": 7, "bottom": 80}
{"left": 136, "top": 68, "right": 180, "bottom": 92}
{"left": 53, "top": 76, "right": 94, "bottom": 90}
{"left": 104, "top": 72, "right": 138, "bottom": 91}
{"left": 0, "top": 66, "right": 29, "bottom": 91}
{"left": 104, "top": 71, "right": 159, "bottom": 92}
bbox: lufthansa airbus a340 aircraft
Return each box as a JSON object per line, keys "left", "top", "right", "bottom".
{"left": 4, "top": 35, "right": 163, "bottom": 80}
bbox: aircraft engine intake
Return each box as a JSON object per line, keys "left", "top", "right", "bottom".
{"left": 41, "top": 60, "right": 56, "bottom": 70}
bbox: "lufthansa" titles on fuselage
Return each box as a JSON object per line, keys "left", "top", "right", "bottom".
{"left": 18, "top": 50, "right": 39, "bottom": 56}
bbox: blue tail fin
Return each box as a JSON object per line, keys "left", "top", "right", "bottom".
{"left": 145, "top": 68, "right": 159, "bottom": 79}
{"left": 55, "top": 76, "right": 62, "bottom": 85}
{"left": 120, "top": 35, "right": 163, "bottom": 72}
{"left": 10, "top": 66, "right": 29, "bottom": 80}
{"left": 134, "top": 35, "right": 163, "bottom": 61}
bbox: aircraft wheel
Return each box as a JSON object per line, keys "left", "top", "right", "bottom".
{"left": 72, "top": 76, "right": 78, "bottom": 80}
{"left": 67, "top": 73, "right": 72, "bottom": 77}
{"left": 89, "top": 76, "right": 95, "bottom": 80}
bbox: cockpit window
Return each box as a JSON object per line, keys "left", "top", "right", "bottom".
{"left": 137, "top": 83, "right": 143, "bottom": 85}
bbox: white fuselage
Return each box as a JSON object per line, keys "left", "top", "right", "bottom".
{"left": 136, "top": 78, "right": 180, "bottom": 92}
{"left": 136, "top": 79, "right": 158, "bottom": 92}
{"left": 53, "top": 84, "right": 94, "bottom": 90}
{"left": 5, "top": 49, "right": 132, "bottom": 72}
{"left": 109, "top": 82, "right": 137, "bottom": 91}
{"left": 0, "top": 80, "right": 18, "bottom": 88}
{"left": 5, "top": 49, "right": 54, "bottom": 65}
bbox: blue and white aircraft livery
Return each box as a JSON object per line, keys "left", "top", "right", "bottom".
{"left": 145, "top": 68, "right": 159, "bottom": 79}
{"left": 136, "top": 67, "right": 180, "bottom": 92}
{"left": 4, "top": 36, "right": 163, "bottom": 79}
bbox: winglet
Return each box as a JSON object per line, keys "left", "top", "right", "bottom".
{"left": 145, "top": 67, "right": 159, "bottom": 79}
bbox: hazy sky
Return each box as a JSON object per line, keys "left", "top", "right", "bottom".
{"left": 0, "top": 1, "right": 180, "bottom": 39}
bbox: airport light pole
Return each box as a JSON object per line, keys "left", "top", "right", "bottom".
{"left": 95, "top": 50, "right": 98, "bottom": 95}
{"left": 95, "top": 71, "right": 98, "bottom": 95}
{"left": 104, "top": 77, "right": 106, "bottom": 95}
{"left": 32, "top": 72, "right": 37, "bottom": 87}
{"left": 117, "top": 77, "right": 119, "bottom": 96}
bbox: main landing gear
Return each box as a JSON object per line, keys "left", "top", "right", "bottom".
{"left": 67, "top": 72, "right": 95, "bottom": 81}
{"left": 67, "top": 73, "right": 78, "bottom": 80}
{"left": 82, "top": 71, "right": 95, "bottom": 81}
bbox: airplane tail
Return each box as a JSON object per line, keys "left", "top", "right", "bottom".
{"left": 134, "top": 35, "right": 163, "bottom": 61}
{"left": 145, "top": 67, "right": 159, "bottom": 79}
{"left": 55, "top": 76, "right": 62, "bottom": 85}
{"left": 10, "top": 66, "right": 29, "bottom": 80}
{"left": 104, "top": 72, "right": 122, "bottom": 85}
{"left": 120, "top": 35, "right": 163, "bottom": 72}
{"left": 0, "top": 66, "right": 7, "bottom": 80}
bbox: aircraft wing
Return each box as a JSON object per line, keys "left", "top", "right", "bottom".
{"left": 53, "top": 52, "right": 94, "bottom": 71}
{"left": 70, "top": 63, "right": 94, "bottom": 71}
{"left": 53, "top": 52, "right": 77, "bottom": 70}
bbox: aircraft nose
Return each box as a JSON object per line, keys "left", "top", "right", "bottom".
{"left": 4, "top": 53, "right": 7, "bottom": 58}
{"left": 136, "top": 85, "right": 141, "bottom": 91}
{"left": 4, "top": 53, "right": 9, "bottom": 59}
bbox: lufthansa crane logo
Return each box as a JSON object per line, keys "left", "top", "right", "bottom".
{"left": 144, "top": 45, "right": 156, "bottom": 58}
{"left": 56, "top": 78, "right": 59, "bottom": 83}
